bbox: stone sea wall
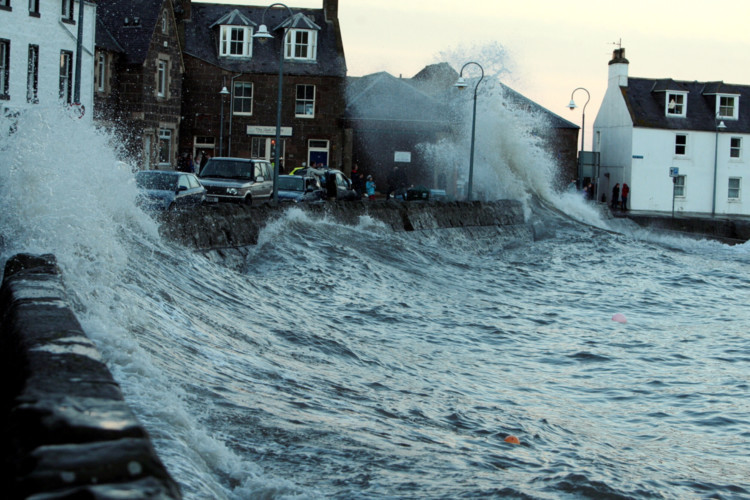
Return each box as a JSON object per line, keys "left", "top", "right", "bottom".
{"left": 0, "top": 254, "right": 182, "bottom": 499}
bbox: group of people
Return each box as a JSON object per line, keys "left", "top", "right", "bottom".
{"left": 177, "top": 151, "right": 211, "bottom": 174}
{"left": 350, "top": 164, "right": 377, "bottom": 200}
{"left": 611, "top": 183, "right": 630, "bottom": 211}
{"left": 350, "top": 164, "right": 413, "bottom": 201}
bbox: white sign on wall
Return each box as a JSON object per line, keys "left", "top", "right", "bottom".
{"left": 246, "top": 125, "right": 293, "bottom": 136}
{"left": 394, "top": 151, "right": 412, "bottom": 163}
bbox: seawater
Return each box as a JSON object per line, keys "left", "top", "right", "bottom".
{"left": 2, "top": 108, "right": 750, "bottom": 500}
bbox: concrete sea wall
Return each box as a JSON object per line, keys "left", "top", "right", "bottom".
{"left": 0, "top": 254, "right": 182, "bottom": 499}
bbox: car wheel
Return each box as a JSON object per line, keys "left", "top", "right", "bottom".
{"left": 244, "top": 195, "right": 253, "bottom": 206}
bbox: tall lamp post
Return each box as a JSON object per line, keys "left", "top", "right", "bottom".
{"left": 254, "top": 3, "right": 296, "bottom": 205}
{"left": 218, "top": 86, "right": 230, "bottom": 156}
{"left": 454, "top": 62, "right": 484, "bottom": 201}
{"left": 568, "top": 87, "right": 590, "bottom": 190}
{"left": 712, "top": 115, "right": 728, "bottom": 216}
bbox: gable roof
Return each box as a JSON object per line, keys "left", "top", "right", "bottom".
{"left": 345, "top": 72, "right": 449, "bottom": 127}
{"left": 210, "top": 9, "right": 256, "bottom": 29}
{"left": 96, "top": 0, "right": 168, "bottom": 65}
{"left": 184, "top": 3, "right": 345, "bottom": 77}
{"left": 624, "top": 77, "right": 750, "bottom": 133}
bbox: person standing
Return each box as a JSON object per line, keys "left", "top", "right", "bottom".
{"left": 351, "top": 164, "right": 365, "bottom": 197}
{"left": 611, "top": 183, "right": 620, "bottom": 209}
{"left": 621, "top": 183, "right": 630, "bottom": 210}
{"left": 366, "top": 175, "right": 376, "bottom": 201}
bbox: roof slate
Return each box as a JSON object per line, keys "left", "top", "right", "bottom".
{"left": 185, "top": 3, "right": 346, "bottom": 77}
{"left": 96, "top": 0, "right": 165, "bottom": 65}
{"left": 625, "top": 77, "right": 750, "bottom": 133}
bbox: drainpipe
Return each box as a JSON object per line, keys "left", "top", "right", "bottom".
{"left": 228, "top": 73, "right": 241, "bottom": 157}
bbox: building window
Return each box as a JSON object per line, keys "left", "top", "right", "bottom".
{"left": 220, "top": 26, "right": 252, "bottom": 57}
{"left": 295, "top": 84, "right": 315, "bottom": 118}
{"left": 29, "top": 0, "right": 39, "bottom": 15}
{"left": 233, "top": 81, "right": 253, "bottom": 115}
{"left": 61, "top": 0, "right": 73, "bottom": 21}
{"left": 718, "top": 95, "right": 738, "bottom": 120}
{"left": 157, "top": 59, "right": 167, "bottom": 97}
{"left": 27, "top": 44, "right": 38, "bottom": 103}
{"left": 251, "top": 137, "right": 267, "bottom": 159}
{"left": 158, "top": 128, "right": 172, "bottom": 166}
{"left": 285, "top": 29, "right": 317, "bottom": 61}
{"left": 95, "top": 51, "right": 106, "bottom": 92}
{"left": 674, "top": 134, "right": 687, "bottom": 156}
{"left": 193, "top": 136, "right": 215, "bottom": 161}
{"left": 0, "top": 39, "right": 9, "bottom": 100}
{"left": 161, "top": 11, "right": 168, "bottom": 33}
{"left": 730, "top": 137, "right": 742, "bottom": 159}
{"left": 0, "top": 0, "right": 10, "bottom": 9}
{"left": 666, "top": 92, "right": 686, "bottom": 117}
{"left": 674, "top": 175, "right": 686, "bottom": 197}
{"left": 728, "top": 177, "right": 741, "bottom": 200}
{"left": 59, "top": 50, "right": 73, "bottom": 103}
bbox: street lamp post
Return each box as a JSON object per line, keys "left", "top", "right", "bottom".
{"left": 254, "top": 3, "right": 296, "bottom": 205}
{"left": 712, "top": 115, "right": 728, "bottom": 216}
{"left": 219, "top": 86, "right": 230, "bottom": 156}
{"left": 568, "top": 87, "right": 590, "bottom": 190}
{"left": 454, "top": 62, "right": 484, "bottom": 201}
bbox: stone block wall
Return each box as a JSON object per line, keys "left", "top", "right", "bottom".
{"left": 0, "top": 254, "right": 181, "bottom": 499}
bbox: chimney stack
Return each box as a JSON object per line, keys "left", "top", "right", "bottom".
{"left": 608, "top": 48, "right": 629, "bottom": 88}
{"left": 324, "top": 0, "right": 338, "bottom": 22}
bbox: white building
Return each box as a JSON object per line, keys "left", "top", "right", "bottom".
{"left": 1, "top": 0, "right": 96, "bottom": 120}
{"left": 593, "top": 48, "right": 750, "bottom": 215}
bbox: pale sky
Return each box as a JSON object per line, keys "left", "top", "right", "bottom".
{"left": 199, "top": 0, "right": 750, "bottom": 148}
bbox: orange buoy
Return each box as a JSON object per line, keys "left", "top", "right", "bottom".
{"left": 504, "top": 435, "right": 520, "bottom": 445}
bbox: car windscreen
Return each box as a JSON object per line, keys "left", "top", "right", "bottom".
{"left": 136, "top": 172, "right": 177, "bottom": 191}
{"left": 199, "top": 159, "right": 254, "bottom": 180}
{"left": 277, "top": 176, "right": 304, "bottom": 191}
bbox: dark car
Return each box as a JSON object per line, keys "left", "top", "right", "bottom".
{"left": 277, "top": 175, "right": 325, "bottom": 203}
{"left": 293, "top": 167, "right": 359, "bottom": 201}
{"left": 135, "top": 170, "right": 206, "bottom": 211}
{"left": 198, "top": 157, "right": 273, "bottom": 205}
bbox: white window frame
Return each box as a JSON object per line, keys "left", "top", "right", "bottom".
{"left": 0, "top": 39, "right": 9, "bottom": 99}
{"left": 717, "top": 95, "right": 739, "bottom": 120}
{"left": 730, "top": 137, "right": 742, "bottom": 159}
{"left": 96, "top": 51, "right": 106, "bottom": 92}
{"left": 193, "top": 136, "right": 215, "bottom": 159}
{"left": 295, "top": 84, "right": 315, "bottom": 118}
{"left": 666, "top": 92, "right": 687, "bottom": 117}
{"left": 233, "top": 81, "right": 253, "bottom": 115}
{"left": 157, "top": 59, "right": 167, "bottom": 97}
{"left": 285, "top": 29, "right": 317, "bottom": 61}
{"left": 728, "top": 177, "right": 741, "bottom": 201}
{"left": 674, "top": 134, "right": 687, "bottom": 156}
{"left": 220, "top": 26, "right": 252, "bottom": 58}
{"left": 61, "top": 0, "right": 73, "bottom": 21}
{"left": 158, "top": 128, "right": 172, "bottom": 166}
{"left": 161, "top": 11, "right": 168, "bottom": 34}
{"left": 59, "top": 50, "right": 73, "bottom": 103}
{"left": 674, "top": 175, "right": 686, "bottom": 198}
{"left": 27, "top": 44, "right": 38, "bottom": 103}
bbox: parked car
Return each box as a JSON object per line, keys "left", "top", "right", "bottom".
{"left": 198, "top": 157, "right": 273, "bottom": 205}
{"left": 135, "top": 170, "right": 206, "bottom": 211}
{"left": 277, "top": 175, "right": 325, "bottom": 203}
{"left": 293, "top": 167, "right": 359, "bottom": 201}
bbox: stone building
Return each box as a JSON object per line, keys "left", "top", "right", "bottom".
{"left": 179, "top": 0, "right": 346, "bottom": 174}
{"left": 95, "top": 0, "right": 185, "bottom": 169}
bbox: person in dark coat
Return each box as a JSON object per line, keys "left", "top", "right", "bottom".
{"left": 611, "top": 183, "right": 620, "bottom": 209}
{"left": 351, "top": 163, "right": 365, "bottom": 197}
{"left": 621, "top": 183, "right": 630, "bottom": 210}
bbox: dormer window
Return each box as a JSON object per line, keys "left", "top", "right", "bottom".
{"left": 285, "top": 29, "right": 317, "bottom": 61}
{"left": 666, "top": 92, "right": 687, "bottom": 117}
{"left": 717, "top": 95, "right": 739, "bottom": 120}
{"left": 220, "top": 26, "right": 253, "bottom": 57}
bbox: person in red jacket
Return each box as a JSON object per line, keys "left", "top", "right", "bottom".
{"left": 621, "top": 183, "right": 630, "bottom": 210}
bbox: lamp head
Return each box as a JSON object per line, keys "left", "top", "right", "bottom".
{"left": 568, "top": 99, "right": 577, "bottom": 110}
{"left": 454, "top": 77, "right": 468, "bottom": 90}
{"left": 220, "top": 86, "right": 230, "bottom": 95}
{"left": 253, "top": 24, "right": 273, "bottom": 42}
{"left": 717, "top": 120, "right": 727, "bottom": 130}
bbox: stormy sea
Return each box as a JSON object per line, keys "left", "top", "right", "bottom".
{"left": 2, "top": 103, "right": 749, "bottom": 500}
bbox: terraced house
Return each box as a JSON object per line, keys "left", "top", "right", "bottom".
{"left": 179, "top": 0, "right": 346, "bottom": 173}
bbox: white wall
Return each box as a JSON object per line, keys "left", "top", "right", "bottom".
{"left": 1, "top": 0, "right": 96, "bottom": 120}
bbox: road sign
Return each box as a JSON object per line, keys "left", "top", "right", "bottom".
{"left": 669, "top": 167, "right": 679, "bottom": 177}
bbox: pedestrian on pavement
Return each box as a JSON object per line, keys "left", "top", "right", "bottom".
{"left": 621, "top": 183, "right": 630, "bottom": 210}
{"left": 611, "top": 183, "right": 620, "bottom": 209}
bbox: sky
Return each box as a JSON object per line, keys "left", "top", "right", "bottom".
{"left": 199, "top": 0, "right": 750, "bottom": 149}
